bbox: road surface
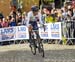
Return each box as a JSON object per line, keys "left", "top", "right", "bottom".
{"left": 0, "top": 44, "right": 75, "bottom": 62}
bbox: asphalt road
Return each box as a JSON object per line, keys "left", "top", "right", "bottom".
{"left": 0, "top": 44, "right": 75, "bottom": 62}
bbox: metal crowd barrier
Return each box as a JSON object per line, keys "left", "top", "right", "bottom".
{"left": 43, "top": 21, "right": 75, "bottom": 45}
{"left": 61, "top": 21, "right": 75, "bottom": 45}
{"left": 0, "top": 21, "right": 75, "bottom": 45}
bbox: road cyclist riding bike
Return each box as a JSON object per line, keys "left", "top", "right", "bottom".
{"left": 27, "top": 5, "right": 45, "bottom": 57}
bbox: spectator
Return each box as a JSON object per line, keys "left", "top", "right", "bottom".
{"left": 73, "top": 8, "right": 75, "bottom": 19}
{"left": 16, "top": 13, "right": 22, "bottom": 26}
{"left": 0, "top": 19, "right": 2, "bottom": 28}
{"left": 62, "top": 7, "right": 68, "bottom": 20}
{"left": 1, "top": 18, "right": 9, "bottom": 28}
{"left": 10, "top": 5, "right": 16, "bottom": 21}
{"left": 9, "top": 17, "right": 16, "bottom": 27}
{"left": 57, "top": 9, "right": 62, "bottom": 21}
{"left": 43, "top": 5, "right": 57, "bottom": 23}
{"left": 21, "top": 12, "right": 27, "bottom": 26}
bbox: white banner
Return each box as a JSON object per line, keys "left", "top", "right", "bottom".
{"left": 16, "top": 26, "right": 29, "bottom": 40}
{"left": 49, "top": 22, "right": 62, "bottom": 39}
{"left": 0, "top": 27, "right": 16, "bottom": 41}
{"left": 39, "top": 23, "right": 50, "bottom": 39}
{"left": 39, "top": 22, "right": 62, "bottom": 39}
{"left": 0, "top": 22, "right": 62, "bottom": 42}
{"left": 0, "top": 26, "right": 29, "bottom": 42}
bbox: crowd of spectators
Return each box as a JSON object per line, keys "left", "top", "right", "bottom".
{"left": 0, "top": 3, "right": 75, "bottom": 45}
{"left": 0, "top": 3, "right": 75, "bottom": 28}
{"left": 0, "top": 8, "right": 27, "bottom": 28}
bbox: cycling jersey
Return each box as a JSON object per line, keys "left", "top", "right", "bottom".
{"left": 27, "top": 11, "right": 42, "bottom": 30}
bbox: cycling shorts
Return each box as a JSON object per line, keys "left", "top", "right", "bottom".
{"left": 29, "top": 21, "right": 38, "bottom": 30}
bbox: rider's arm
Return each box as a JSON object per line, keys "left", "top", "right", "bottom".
{"left": 27, "top": 11, "right": 33, "bottom": 26}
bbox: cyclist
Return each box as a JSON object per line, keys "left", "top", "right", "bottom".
{"left": 27, "top": 5, "right": 42, "bottom": 47}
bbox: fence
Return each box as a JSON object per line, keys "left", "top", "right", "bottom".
{"left": 61, "top": 21, "right": 75, "bottom": 44}
{"left": 0, "top": 26, "right": 29, "bottom": 44}
{"left": 0, "top": 21, "right": 75, "bottom": 45}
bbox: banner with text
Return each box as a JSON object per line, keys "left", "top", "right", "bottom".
{"left": 39, "top": 23, "right": 50, "bottom": 39}
{"left": 0, "top": 22, "right": 62, "bottom": 42}
{"left": 39, "top": 22, "right": 62, "bottom": 39}
{"left": 16, "top": 26, "right": 29, "bottom": 40}
{"left": 0, "top": 26, "right": 29, "bottom": 42}
{"left": 49, "top": 22, "right": 62, "bottom": 39}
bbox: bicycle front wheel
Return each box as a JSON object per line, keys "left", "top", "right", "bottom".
{"left": 30, "top": 39, "right": 36, "bottom": 55}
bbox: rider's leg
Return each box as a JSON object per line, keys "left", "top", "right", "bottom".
{"left": 29, "top": 31, "right": 33, "bottom": 47}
